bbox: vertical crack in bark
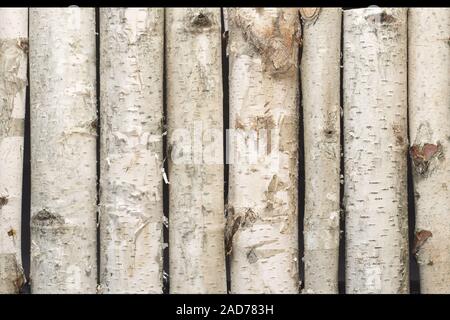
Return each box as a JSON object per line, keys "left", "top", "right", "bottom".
{"left": 95, "top": 7, "right": 101, "bottom": 293}
{"left": 297, "top": 15, "right": 305, "bottom": 292}
{"left": 20, "top": 9, "right": 31, "bottom": 294}
{"left": 162, "top": 8, "right": 170, "bottom": 295}
{"left": 338, "top": 8, "right": 346, "bottom": 294}
{"left": 221, "top": 7, "right": 231, "bottom": 294}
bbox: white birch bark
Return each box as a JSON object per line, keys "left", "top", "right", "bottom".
{"left": 29, "top": 8, "right": 97, "bottom": 293}
{"left": 408, "top": 8, "right": 450, "bottom": 293}
{"left": 227, "top": 8, "right": 300, "bottom": 293}
{"left": 0, "top": 8, "right": 28, "bottom": 294}
{"left": 99, "top": 8, "right": 164, "bottom": 294}
{"left": 343, "top": 8, "right": 409, "bottom": 294}
{"left": 301, "top": 7, "right": 341, "bottom": 294}
{"left": 166, "top": 8, "right": 226, "bottom": 293}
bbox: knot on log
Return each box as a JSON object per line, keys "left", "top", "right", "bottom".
{"left": 32, "top": 209, "right": 64, "bottom": 227}
{"left": 366, "top": 11, "right": 397, "bottom": 25}
{"left": 186, "top": 10, "right": 215, "bottom": 33}
{"left": 191, "top": 12, "right": 211, "bottom": 28}
{"left": 0, "top": 195, "right": 8, "bottom": 208}
{"left": 410, "top": 142, "right": 443, "bottom": 175}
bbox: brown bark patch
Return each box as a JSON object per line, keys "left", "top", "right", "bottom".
{"left": 7, "top": 229, "right": 16, "bottom": 237}
{"left": 234, "top": 117, "right": 246, "bottom": 130}
{"left": 410, "top": 142, "right": 443, "bottom": 175}
{"left": 392, "top": 124, "right": 404, "bottom": 146}
{"left": 422, "top": 143, "right": 440, "bottom": 161}
{"left": 0, "top": 196, "right": 8, "bottom": 208}
{"left": 17, "top": 38, "right": 29, "bottom": 54}
{"left": 225, "top": 206, "right": 240, "bottom": 255}
{"left": 413, "top": 229, "right": 433, "bottom": 256}
{"left": 90, "top": 119, "right": 98, "bottom": 132}
{"left": 14, "top": 274, "right": 25, "bottom": 292}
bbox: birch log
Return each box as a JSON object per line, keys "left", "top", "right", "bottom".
{"left": 30, "top": 8, "right": 97, "bottom": 293}
{"left": 343, "top": 8, "right": 409, "bottom": 294}
{"left": 301, "top": 7, "right": 341, "bottom": 294}
{"left": 0, "top": 8, "right": 27, "bottom": 294}
{"left": 408, "top": 8, "right": 450, "bottom": 293}
{"left": 166, "top": 8, "right": 226, "bottom": 293}
{"left": 99, "top": 8, "right": 164, "bottom": 293}
{"left": 227, "top": 8, "right": 300, "bottom": 293}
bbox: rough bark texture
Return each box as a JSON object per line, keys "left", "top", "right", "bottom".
{"left": 227, "top": 8, "right": 300, "bottom": 293}
{"left": 343, "top": 8, "right": 409, "bottom": 294}
{"left": 99, "top": 8, "right": 164, "bottom": 293}
{"left": 166, "top": 8, "right": 226, "bottom": 293}
{"left": 29, "top": 8, "right": 97, "bottom": 293}
{"left": 301, "top": 7, "right": 341, "bottom": 294}
{"left": 0, "top": 8, "right": 27, "bottom": 294}
{"left": 408, "top": 8, "right": 450, "bottom": 293}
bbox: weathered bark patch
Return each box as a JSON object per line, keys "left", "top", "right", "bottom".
{"left": 0, "top": 253, "right": 25, "bottom": 293}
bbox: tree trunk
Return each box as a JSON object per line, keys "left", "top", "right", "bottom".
{"left": 166, "top": 8, "right": 226, "bottom": 293}
{"left": 99, "top": 8, "right": 164, "bottom": 293}
{"left": 0, "top": 8, "right": 27, "bottom": 294}
{"left": 227, "top": 8, "right": 300, "bottom": 293}
{"left": 301, "top": 7, "right": 342, "bottom": 294}
{"left": 408, "top": 8, "right": 450, "bottom": 294}
{"left": 29, "top": 8, "right": 97, "bottom": 293}
{"left": 343, "top": 8, "right": 409, "bottom": 294}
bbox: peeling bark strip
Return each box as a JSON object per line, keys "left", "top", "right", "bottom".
{"left": 99, "top": 8, "right": 164, "bottom": 293}
{"left": 408, "top": 8, "right": 450, "bottom": 293}
{"left": 301, "top": 7, "right": 341, "bottom": 294}
{"left": 0, "top": 8, "right": 27, "bottom": 294}
{"left": 343, "top": 8, "right": 409, "bottom": 294}
{"left": 166, "top": 8, "right": 226, "bottom": 293}
{"left": 29, "top": 8, "right": 97, "bottom": 293}
{"left": 227, "top": 8, "right": 300, "bottom": 293}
